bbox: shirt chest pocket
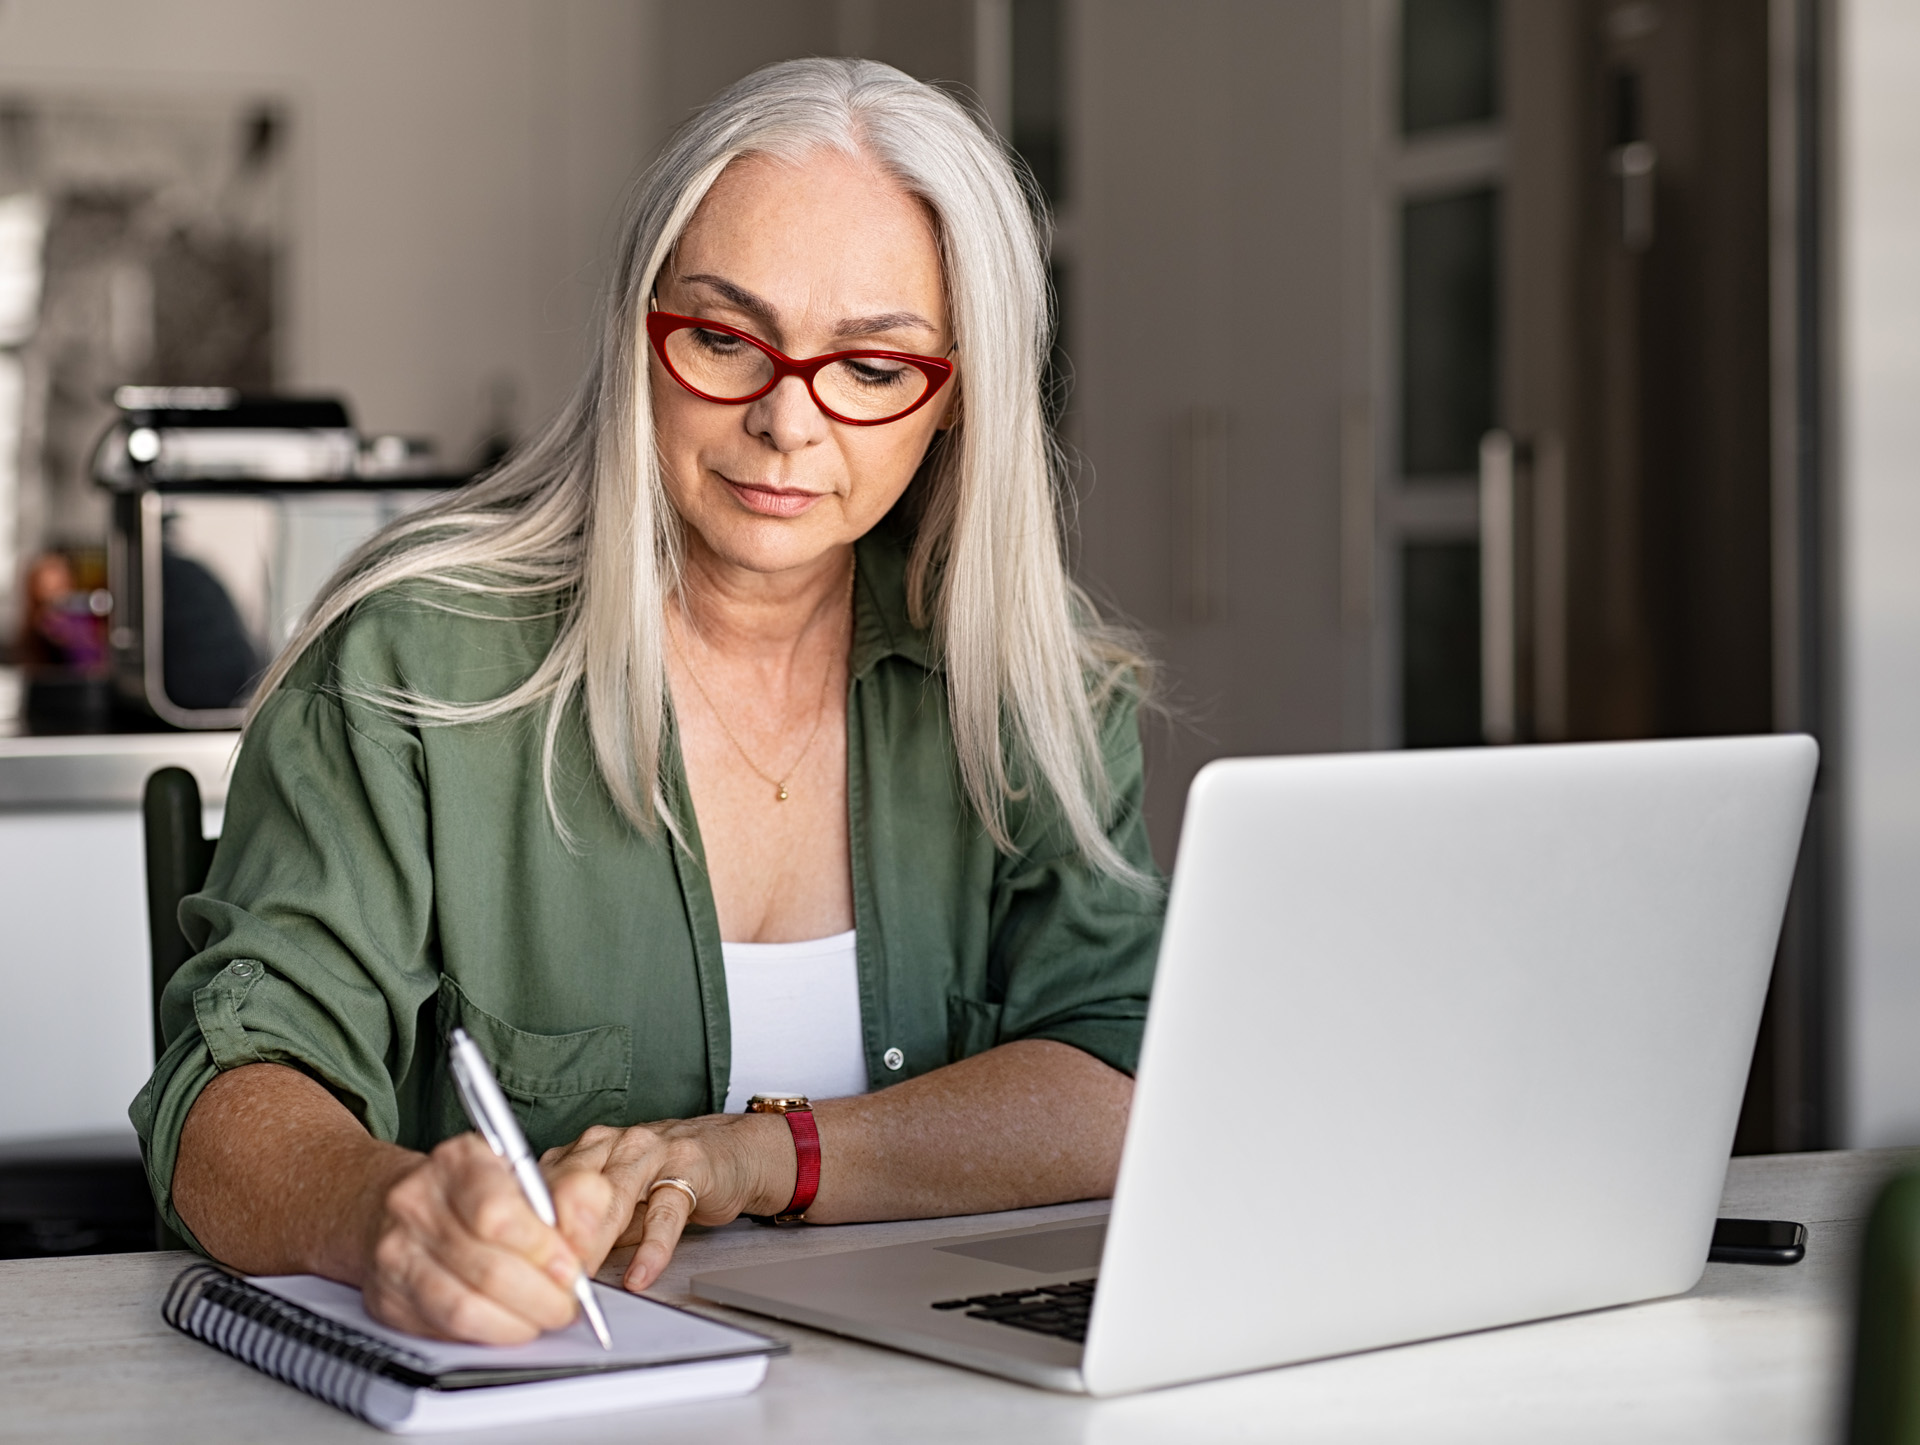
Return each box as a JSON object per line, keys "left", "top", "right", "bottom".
{"left": 433, "top": 976, "right": 633, "bottom": 1154}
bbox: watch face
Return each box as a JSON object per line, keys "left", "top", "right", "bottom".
{"left": 747, "top": 1093, "right": 811, "bottom": 1113}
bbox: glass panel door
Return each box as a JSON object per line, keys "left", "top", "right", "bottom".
{"left": 1380, "top": 0, "right": 1504, "bottom": 746}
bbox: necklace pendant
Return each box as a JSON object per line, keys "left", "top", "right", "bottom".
{"left": 775, "top": 783, "right": 789, "bottom": 802}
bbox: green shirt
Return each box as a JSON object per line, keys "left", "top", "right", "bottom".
{"left": 130, "top": 523, "right": 1164, "bottom": 1241}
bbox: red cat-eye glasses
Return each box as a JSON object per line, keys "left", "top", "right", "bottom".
{"left": 645, "top": 310, "right": 955, "bottom": 426}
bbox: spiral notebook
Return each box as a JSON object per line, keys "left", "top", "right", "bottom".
{"left": 163, "top": 1262, "right": 784, "bottom": 1433}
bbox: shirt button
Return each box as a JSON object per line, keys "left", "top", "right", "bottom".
{"left": 231, "top": 961, "right": 257, "bottom": 979}
{"left": 882, "top": 1046, "right": 905, "bottom": 1072}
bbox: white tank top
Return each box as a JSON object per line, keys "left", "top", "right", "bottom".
{"left": 720, "top": 929, "right": 869, "bottom": 1114}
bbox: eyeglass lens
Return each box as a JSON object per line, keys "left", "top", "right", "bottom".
{"left": 664, "top": 324, "right": 931, "bottom": 421}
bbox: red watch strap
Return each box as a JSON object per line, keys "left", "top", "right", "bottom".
{"left": 782, "top": 1107, "right": 820, "bottom": 1217}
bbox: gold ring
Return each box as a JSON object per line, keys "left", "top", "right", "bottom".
{"left": 647, "top": 1176, "right": 699, "bottom": 1214}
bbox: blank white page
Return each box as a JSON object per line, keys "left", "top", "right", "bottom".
{"left": 250, "top": 1273, "right": 775, "bottom": 1374}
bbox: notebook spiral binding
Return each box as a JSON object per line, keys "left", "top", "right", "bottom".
{"left": 163, "top": 1263, "right": 432, "bottom": 1425}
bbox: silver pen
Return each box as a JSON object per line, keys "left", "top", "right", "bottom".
{"left": 446, "top": 1026, "right": 614, "bottom": 1350}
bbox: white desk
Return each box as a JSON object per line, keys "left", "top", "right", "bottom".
{"left": 2, "top": 1147, "right": 1915, "bottom": 1444}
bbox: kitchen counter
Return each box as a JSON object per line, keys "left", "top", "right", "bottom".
{"left": 0, "top": 730, "right": 238, "bottom": 810}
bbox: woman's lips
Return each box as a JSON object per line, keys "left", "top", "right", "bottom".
{"left": 723, "top": 479, "right": 824, "bottom": 518}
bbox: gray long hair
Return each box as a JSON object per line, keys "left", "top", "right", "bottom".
{"left": 249, "top": 57, "right": 1147, "bottom": 883}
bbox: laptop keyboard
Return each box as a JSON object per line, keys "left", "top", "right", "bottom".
{"left": 930, "top": 1278, "right": 1097, "bottom": 1344}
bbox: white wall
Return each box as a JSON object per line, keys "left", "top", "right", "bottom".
{"left": 0, "top": 0, "right": 656, "bottom": 455}
{"left": 1840, "top": 0, "right": 1920, "bottom": 1145}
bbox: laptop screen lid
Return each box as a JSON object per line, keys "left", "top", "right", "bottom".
{"left": 1082, "top": 735, "right": 1815, "bottom": 1396}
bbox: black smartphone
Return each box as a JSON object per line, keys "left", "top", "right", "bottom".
{"left": 1709, "top": 1217, "right": 1806, "bottom": 1265}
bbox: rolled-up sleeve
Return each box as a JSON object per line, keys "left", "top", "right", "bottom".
{"left": 986, "top": 689, "right": 1164, "bottom": 1076}
{"left": 129, "top": 663, "right": 439, "bottom": 1242}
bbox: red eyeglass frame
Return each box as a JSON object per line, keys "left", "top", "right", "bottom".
{"left": 645, "top": 310, "right": 955, "bottom": 426}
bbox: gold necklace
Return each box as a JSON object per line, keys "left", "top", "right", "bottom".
{"left": 669, "top": 557, "right": 855, "bottom": 803}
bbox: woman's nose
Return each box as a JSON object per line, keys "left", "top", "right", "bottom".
{"left": 745, "top": 374, "right": 829, "bottom": 451}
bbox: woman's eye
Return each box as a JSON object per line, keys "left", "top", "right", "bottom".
{"left": 691, "top": 328, "right": 746, "bottom": 354}
{"left": 846, "top": 359, "right": 910, "bottom": 388}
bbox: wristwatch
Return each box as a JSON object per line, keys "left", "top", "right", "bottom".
{"left": 745, "top": 1094, "right": 820, "bottom": 1225}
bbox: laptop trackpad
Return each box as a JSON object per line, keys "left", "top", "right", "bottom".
{"left": 935, "top": 1222, "right": 1107, "bottom": 1274}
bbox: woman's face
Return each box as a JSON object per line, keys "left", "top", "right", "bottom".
{"left": 651, "top": 148, "right": 954, "bottom": 579}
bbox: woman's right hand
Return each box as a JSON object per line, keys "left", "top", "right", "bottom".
{"left": 174, "top": 1063, "right": 623, "bottom": 1344}
{"left": 357, "top": 1132, "right": 616, "bottom": 1343}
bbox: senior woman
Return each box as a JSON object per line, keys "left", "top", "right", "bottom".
{"left": 131, "top": 56, "right": 1162, "bottom": 1345}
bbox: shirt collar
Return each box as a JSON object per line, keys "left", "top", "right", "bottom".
{"left": 851, "top": 515, "right": 936, "bottom": 679}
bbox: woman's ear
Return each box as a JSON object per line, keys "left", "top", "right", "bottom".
{"left": 936, "top": 384, "right": 961, "bottom": 432}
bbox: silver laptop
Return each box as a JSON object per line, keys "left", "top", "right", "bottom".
{"left": 692, "top": 736, "right": 1817, "bottom": 1396}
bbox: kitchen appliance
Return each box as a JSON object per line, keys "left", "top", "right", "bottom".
{"left": 95, "top": 389, "right": 465, "bottom": 729}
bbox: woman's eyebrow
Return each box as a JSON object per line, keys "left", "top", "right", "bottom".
{"left": 679, "top": 273, "right": 937, "bottom": 342}
{"left": 680, "top": 273, "right": 777, "bottom": 327}
{"left": 837, "top": 310, "right": 939, "bottom": 340}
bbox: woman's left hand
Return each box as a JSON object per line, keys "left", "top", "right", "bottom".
{"left": 540, "top": 1113, "right": 794, "bottom": 1291}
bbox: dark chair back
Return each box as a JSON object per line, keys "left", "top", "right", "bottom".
{"left": 142, "top": 767, "right": 215, "bottom": 1067}
{"left": 142, "top": 767, "right": 215, "bottom": 1252}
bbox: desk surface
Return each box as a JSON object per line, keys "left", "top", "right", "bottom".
{"left": 4, "top": 1147, "right": 1915, "bottom": 1445}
